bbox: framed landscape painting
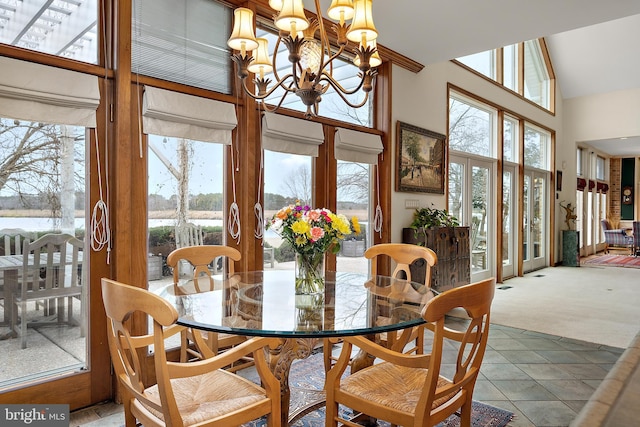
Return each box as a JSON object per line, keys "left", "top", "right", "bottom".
{"left": 396, "top": 121, "right": 446, "bottom": 194}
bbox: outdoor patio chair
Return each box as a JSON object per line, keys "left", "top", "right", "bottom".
{"left": 11, "top": 233, "right": 85, "bottom": 349}
{"left": 101, "top": 278, "right": 281, "bottom": 427}
{"left": 325, "top": 278, "right": 495, "bottom": 427}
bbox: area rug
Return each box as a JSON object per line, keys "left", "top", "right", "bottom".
{"left": 243, "top": 351, "right": 514, "bottom": 427}
{"left": 582, "top": 254, "right": 640, "bottom": 268}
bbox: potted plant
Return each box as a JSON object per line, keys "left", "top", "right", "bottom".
{"left": 401, "top": 205, "right": 470, "bottom": 292}
{"left": 409, "top": 206, "right": 459, "bottom": 232}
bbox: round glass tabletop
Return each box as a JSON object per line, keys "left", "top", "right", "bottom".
{"left": 162, "top": 270, "right": 435, "bottom": 338}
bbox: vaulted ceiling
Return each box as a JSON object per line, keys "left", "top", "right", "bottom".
{"left": 372, "top": 0, "right": 640, "bottom": 156}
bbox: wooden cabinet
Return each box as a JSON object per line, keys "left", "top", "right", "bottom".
{"left": 402, "top": 227, "right": 471, "bottom": 292}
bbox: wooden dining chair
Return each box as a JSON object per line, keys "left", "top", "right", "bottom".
{"left": 101, "top": 278, "right": 281, "bottom": 427}
{"left": 166, "top": 245, "right": 251, "bottom": 369}
{"left": 325, "top": 277, "right": 495, "bottom": 427}
{"left": 324, "top": 243, "right": 437, "bottom": 371}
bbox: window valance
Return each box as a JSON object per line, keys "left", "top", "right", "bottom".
{"left": 261, "top": 112, "right": 324, "bottom": 156}
{"left": 142, "top": 86, "right": 237, "bottom": 144}
{"left": 334, "top": 128, "right": 383, "bottom": 164}
{"left": 0, "top": 56, "right": 100, "bottom": 127}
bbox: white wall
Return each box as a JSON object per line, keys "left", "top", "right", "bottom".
{"left": 391, "top": 61, "right": 567, "bottom": 262}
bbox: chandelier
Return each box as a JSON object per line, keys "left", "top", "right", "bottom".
{"left": 227, "top": 0, "right": 381, "bottom": 118}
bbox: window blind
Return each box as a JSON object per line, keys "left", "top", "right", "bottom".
{"left": 334, "top": 127, "right": 383, "bottom": 164}
{"left": 0, "top": 56, "right": 100, "bottom": 127}
{"left": 261, "top": 112, "right": 324, "bottom": 156}
{"left": 142, "top": 86, "right": 237, "bottom": 144}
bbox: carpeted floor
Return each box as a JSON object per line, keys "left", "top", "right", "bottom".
{"left": 243, "top": 352, "right": 514, "bottom": 427}
{"left": 582, "top": 254, "right": 640, "bottom": 268}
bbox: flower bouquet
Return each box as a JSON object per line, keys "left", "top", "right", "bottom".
{"left": 267, "top": 201, "right": 361, "bottom": 295}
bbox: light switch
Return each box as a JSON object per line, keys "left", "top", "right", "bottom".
{"left": 405, "top": 199, "right": 420, "bottom": 209}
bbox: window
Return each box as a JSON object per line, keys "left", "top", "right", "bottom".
{"left": 255, "top": 26, "right": 374, "bottom": 127}
{"left": 523, "top": 40, "right": 551, "bottom": 110}
{"left": 503, "top": 44, "right": 519, "bottom": 92}
{"left": 449, "top": 93, "right": 497, "bottom": 157}
{"left": 336, "top": 161, "right": 371, "bottom": 274}
{"left": 132, "top": 0, "right": 233, "bottom": 93}
{"left": 503, "top": 115, "right": 519, "bottom": 163}
{"left": 456, "top": 50, "right": 495, "bottom": 79}
{"left": 455, "top": 39, "right": 554, "bottom": 112}
{"left": 0, "top": 117, "right": 89, "bottom": 384}
{"left": 577, "top": 147, "right": 584, "bottom": 176}
{"left": 596, "top": 156, "right": 606, "bottom": 181}
{"left": 147, "top": 136, "right": 225, "bottom": 247}
{"left": 0, "top": 0, "right": 98, "bottom": 63}
{"left": 524, "top": 124, "right": 551, "bottom": 170}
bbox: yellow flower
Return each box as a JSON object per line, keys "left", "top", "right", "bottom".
{"left": 295, "top": 235, "right": 308, "bottom": 246}
{"left": 332, "top": 214, "right": 352, "bottom": 235}
{"left": 291, "top": 220, "right": 310, "bottom": 235}
{"left": 351, "top": 216, "right": 361, "bottom": 234}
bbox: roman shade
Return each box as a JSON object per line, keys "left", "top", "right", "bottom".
{"left": 261, "top": 112, "right": 324, "bottom": 156}
{"left": 0, "top": 56, "right": 100, "bottom": 127}
{"left": 142, "top": 86, "right": 237, "bottom": 144}
{"left": 334, "top": 128, "right": 383, "bottom": 164}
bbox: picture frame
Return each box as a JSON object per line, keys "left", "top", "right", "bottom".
{"left": 396, "top": 121, "right": 446, "bottom": 194}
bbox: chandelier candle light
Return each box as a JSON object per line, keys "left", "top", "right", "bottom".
{"left": 267, "top": 201, "right": 360, "bottom": 295}
{"left": 227, "top": 0, "right": 380, "bottom": 118}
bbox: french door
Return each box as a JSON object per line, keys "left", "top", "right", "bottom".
{"left": 501, "top": 165, "right": 517, "bottom": 278}
{"left": 522, "top": 169, "right": 548, "bottom": 272}
{"left": 449, "top": 155, "right": 495, "bottom": 282}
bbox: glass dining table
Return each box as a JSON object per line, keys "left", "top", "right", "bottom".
{"left": 161, "top": 270, "right": 435, "bottom": 425}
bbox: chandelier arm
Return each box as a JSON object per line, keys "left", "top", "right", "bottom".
{"left": 241, "top": 73, "right": 298, "bottom": 101}
{"left": 260, "top": 80, "right": 298, "bottom": 113}
{"left": 311, "top": 44, "right": 347, "bottom": 88}
{"left": 314, "top": 0, "right": 329, "bottom": 78}
{"left": 318, "top": 72, "right": 367, "bottom": 96}
{"left": 271, "top": 36, "right": 284, "bottom": 84}
{"left": 320, "top": 76, "right": 371, "bottom": 109}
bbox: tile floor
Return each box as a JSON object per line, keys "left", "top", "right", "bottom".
{"left": 69, "top": 320, "right": 624, "bottom": 427}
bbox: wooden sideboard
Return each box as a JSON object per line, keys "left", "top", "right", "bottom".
{"left": 402, "top": 227, "right": 471, "bottom": 292}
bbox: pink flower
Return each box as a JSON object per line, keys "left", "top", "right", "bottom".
{"left": 307, "top": 210, "right": 321, "bottom": 221}
{"left": 309, "top": 227, "right": 324, "bottom": 242}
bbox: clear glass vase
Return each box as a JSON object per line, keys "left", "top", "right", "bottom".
{"left": 294, "top": 252, "right": 325, "bottom": 295}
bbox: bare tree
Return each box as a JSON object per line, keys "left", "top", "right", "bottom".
{"left": 0, "top": 119, "right": 84, "bottom": 212}
{"left": 337, "top": 162, "right": 369, "bottom": 204}
{"left": 280, "top": 164, "right": 312, "bottom": 205}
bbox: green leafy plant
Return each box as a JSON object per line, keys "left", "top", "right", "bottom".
{"left": 410, "top": 206, "right": 460, "bottom": 230}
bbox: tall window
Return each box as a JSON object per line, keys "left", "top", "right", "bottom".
{"left": 336, "top": 161, "right": 371, "bottom": 275}
{"left": 147, "top": 137, "right": 225, "bottom": 271}
{"left": 0, "top": 0, "right": 98, "bottom": 63}
{"left": 0, "top": 117, "right": 89, "bottom": 385}
{"left": 523, "top": 40, "right": 551, "bottom": 110}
